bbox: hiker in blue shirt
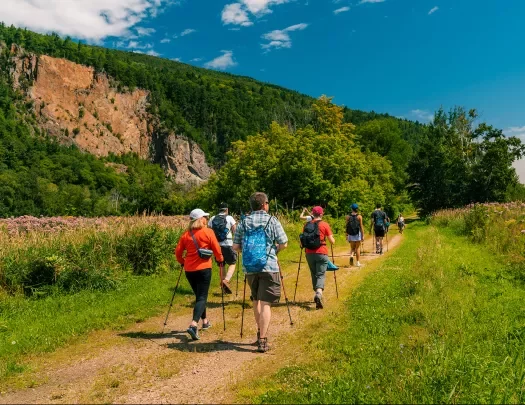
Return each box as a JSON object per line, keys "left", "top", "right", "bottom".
{"left": 233, "top": 192, "right": 288, "bottom": 353}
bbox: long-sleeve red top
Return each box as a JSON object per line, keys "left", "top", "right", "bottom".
{"left": 175, "top": 227, "right": 224, "bottom": 271}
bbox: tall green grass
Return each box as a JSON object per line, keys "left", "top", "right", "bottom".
{"left": 252, "top": 222, "right": 525, "bottom": 404}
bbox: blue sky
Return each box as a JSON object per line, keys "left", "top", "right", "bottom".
{"left": 3, "top": 0, "right": 525, "bottom": 177}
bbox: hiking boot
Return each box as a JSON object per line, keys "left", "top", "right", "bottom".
{"left": 202, "top": 321, "right": 212, "bottom": 330}
{"left": 314, "top": 293, "right": 324, "bottom": 310}
{"left": 350, "top": 256, "right": 354, "bottom": 266}
{"left": 221, "top": 280, "right": 233, "bottom": 294}
{"left": 257, "top": 337, "right": 270, "bottom": 353}
{"left": 186, "top": 325, "right": 200, "bottom": 341}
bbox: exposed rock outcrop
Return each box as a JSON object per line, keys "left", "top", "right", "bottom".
{"left": 7, "top": 45, "right": 213, "bottom": 186}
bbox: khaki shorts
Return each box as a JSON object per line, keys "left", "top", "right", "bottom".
{"left": 247, "top": 272, "right": 281, "bottom": 304}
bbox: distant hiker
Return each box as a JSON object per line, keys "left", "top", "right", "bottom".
{"left": 301, "top": 206, "right": 335, "bottom": 310}
{"left": 209, "top": 202, "right": 237, "bottom": 294}
{"left": 300, "top": 207, "right": 313, "bottom": 222}
{"left": 345, "top": 203, "right": 365, "bottom": 267}
{"left": 397, "top": 213, "right": 405, "bottom": 234}
{"left": 233, "top": 192, "right": 288, "bottom": 353}
{"left": 175, "top": 209, "right": 224, "bottom": 341}
{"left": 371, "top": 203, "right": 388, "bottom": 254}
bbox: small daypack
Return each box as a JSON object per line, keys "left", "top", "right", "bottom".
{"left": 374, "top": 211, "right": 386, "bottom": 230}
{"left": 346, "top": 215, "right": 360, "bottom": 236}
{"left": 300, "top": 221, "right": 322, "bottom": 249}
{"left": 211, "top": 215, "right": 229, "bottom": 242}
{"left": 242, "top": 216, "right": 273, "bottom": 273}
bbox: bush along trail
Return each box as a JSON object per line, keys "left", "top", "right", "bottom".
{"left": 0, "top": 221, "right": 404, "bottom": 404}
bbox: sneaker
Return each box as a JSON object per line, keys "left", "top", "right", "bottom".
{"left": 356, "top": 261, "right": 362, "bottom": 267}
{"left": 186, "top": 325, "right": 200, "bottom": 341}
{"left": 257, "top": 337, "right": 270, "bottom": 353}
{"left": 314, "top": 293, "right": 324, "bottom": 310}
{"left": 221, "top": 280, "right": 233, "bottom": 294}
{"left": 202, "top": 321, "right": 212, "bottom": 330}
{"left": 350, "top": 256, "right": 354, "bottom": 266}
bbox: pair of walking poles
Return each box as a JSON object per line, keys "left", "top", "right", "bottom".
{"left": 293, "top": 244, "right": 339, "bottom": 303}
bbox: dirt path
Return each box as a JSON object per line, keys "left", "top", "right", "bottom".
{"left": 1, "top": 229, "right": 405, "bottom": 404}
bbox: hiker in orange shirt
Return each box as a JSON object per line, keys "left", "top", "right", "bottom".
{"left": 175, "top": 209, "right": 224, "bottom": 341}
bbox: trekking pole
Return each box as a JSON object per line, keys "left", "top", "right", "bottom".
{"left": 240, "top": 276, "right": 247, "bottom": 338}
{"left": 330, "top": 244, "right": 339, "bottom": 299}
{"left": 219, "top": 263, "right": 226, "bottom": 331}
{"left": 162, "top": 266, "right": 184, "bottom": 333}
{"left": 277, "top": 261, "right": 294, "bottom": 326}
{"left": 235, "top": 254, "right": 240, "bottom": 297}
{"left": 293, "top": 248, "right": 303, "bottom": 303}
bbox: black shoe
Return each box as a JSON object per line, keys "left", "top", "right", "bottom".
{"left": 350, "top": 256, "right": 354, "bottom": 266}
{"left": 186, "top": 325, "right": 200, "bottom": 340}
{"left": 314, "top": 293, "right": 324, "bottom": 310}
{"left": 380, "top": 248, "right": 383, "bottom": 255}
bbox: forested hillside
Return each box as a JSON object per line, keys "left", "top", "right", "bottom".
{"left": 0, "top": 24, "right": 425, "bottom": 164}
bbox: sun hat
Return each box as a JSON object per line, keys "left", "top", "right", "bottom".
{"left": 306, "top": 215, "right": 313, "bottom": 222}
{"left": 351, "top": 203, "right": 359, "bottom": 210}
{"left": 312, "top": 206, "right": 324, "bottom": 216}
{"left": 189, "top": 208, "right": 210, "bottom": 220}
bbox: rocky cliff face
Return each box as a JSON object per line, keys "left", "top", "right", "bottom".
{"left": 7, "top": 45, "right": 213, "bottom": 186}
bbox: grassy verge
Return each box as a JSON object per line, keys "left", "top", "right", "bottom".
{"left": 246, "top": 222, "right": 525, "bottom": 404}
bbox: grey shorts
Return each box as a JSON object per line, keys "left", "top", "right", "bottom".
{"left": 247, "top": 272, "right": 281, "bottom": 304}
{"left": 221, "top": 246, "right": 237, "bottom": 265}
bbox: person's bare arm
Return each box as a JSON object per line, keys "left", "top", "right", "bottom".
{"left": 275, "top": 242, "right": 288, "bottom": 254}
{"left": 232, "top": 243, "right": 242, "bottom": 253}
{"left": 299, "top": 207, "right": 311, "bottom": 220}
{"left": 359, "top": 215, "right": 365, "bottom": 241}
{"left": 328, "top": 234, "right": 335, "bottom": 245}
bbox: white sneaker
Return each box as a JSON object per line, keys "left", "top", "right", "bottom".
{"left": 356, "top": 261, "right": 362, "bottom": 267}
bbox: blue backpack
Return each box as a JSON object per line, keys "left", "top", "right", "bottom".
{"left": 242, "top": 216, "right": 273, "bottom": 273}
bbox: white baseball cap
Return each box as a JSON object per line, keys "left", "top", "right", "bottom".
{"left": 189, "top": 208, "right": 210, "bottom": 220}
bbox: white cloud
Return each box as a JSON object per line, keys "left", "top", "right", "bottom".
{"left": 204, "top": 50, "right": 237, "bottom": 70}
{"left": 359, "top": 0, "right": 385, "bottom": 3}
{"left": 261, "top": 23, "right": 308, "bottom": 50}
{"left": 0, "top": 0, "right": 173, "bottom": 41}
{"left": 222, "top": 3, "right": 253, "bottom": 26}
{"left": 334, "top": 6, "right": 350, "bottom": 14}
{"left": 190, "top": 58, "right": 203, "bottom": 62}
{"left": 146, "top": 50, "right": 160, "bottom": 56}
{"left": 410, "top": 109, "right": 434, "bottom": 122}
{"left": 505, "top": 126, "right": 525, "bottom": 140}
{"left": 221, "top": 0, "right": 289, "bottom": 27}
{"left": 428, "top": 6, "right": 439, "bottom": 15}
{"left": 171, "top": 57, "right": 182, "bottom": 61}
{"left": 136, "top": 27, "right": 155, "bottom": 36}
{"left": 160, "top": 38, "right": 171, "bottom": 43}
{"left": 126, "top": 41, "right": 153, "bottom": 49}
{"left": 180, "top": 28, "right": 196, "bottom": 36}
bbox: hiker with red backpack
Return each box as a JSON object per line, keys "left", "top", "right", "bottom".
{"left": 346, "top": 203, "right": 365, "bottom": 267}
{"left": 208, "top": 203, "right": 237, "bottom": 294}
{"left": 175, "top": 209, "right": 224, "bottom": 341}
{"left": 301, "top": 206, "right": 335, "bottom": 310}
{"left": 232, "top": 192, "right": 288, "bottom": 353}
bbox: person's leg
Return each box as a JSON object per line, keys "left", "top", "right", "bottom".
{"left": 184, "top": 271, "right": 200, "bottom": 327}
{"left": 192, "top": 269, "right": 212, "bottom": 325}
{"left": 350, "top": 241, "right": 355, "bottom": 265}
{"left": 258, "top": 301, "right": 272, "bottom": 339}
{"left": 223, "top": 246, "right": 237, "bottom": 282}
{"left": 355, "top": 241, "right": 361, "bottom": 263}
{"left": 305, "top": 253, "right": 317, "bottom": 292}
{"left": 247, "top": 274, "right": 261, "bottom": 336}
{"left": 225, "top": 264, "right": 236, "bottom": 281}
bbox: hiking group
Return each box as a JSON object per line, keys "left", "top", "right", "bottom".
{"left": 174, "top": 193, "right": 399, "bottom": 353}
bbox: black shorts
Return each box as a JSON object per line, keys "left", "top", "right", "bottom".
{"left": 221, "top": 245, "right": 238, "bottom": 265}
{"left": 374, "top": 226, "right": 385, "bottom": 237}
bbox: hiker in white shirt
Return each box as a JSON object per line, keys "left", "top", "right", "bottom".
{"left": 208, "top": 202, "right": 237, "bottom": 294}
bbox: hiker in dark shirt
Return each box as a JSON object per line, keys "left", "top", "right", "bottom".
{"left": 371, "top": 203, "right": 388, "bottom": 255}
{"left": 345, "top": 203, "right": 365, "bottom": 267}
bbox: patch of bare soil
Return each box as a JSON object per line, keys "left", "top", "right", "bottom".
{"left": 0, "top": 230, "right": 405, "bottom": 405}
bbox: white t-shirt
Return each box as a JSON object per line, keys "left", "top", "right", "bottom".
{"left": 208, "top": 214, "right": 236, "bottom": 247}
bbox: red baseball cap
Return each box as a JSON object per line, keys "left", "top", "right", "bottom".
{"left": 312, "top": 206, "right": 324, "bottom": 216}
